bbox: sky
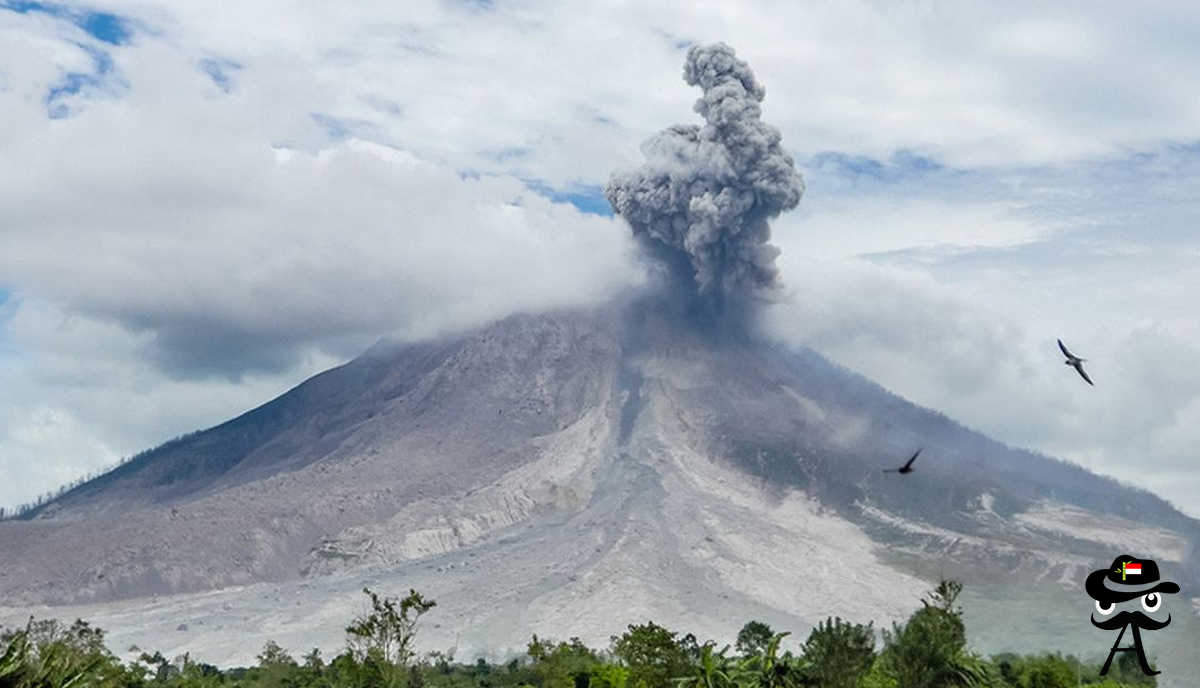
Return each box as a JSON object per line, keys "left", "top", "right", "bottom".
{"left": 2, "top": 1, "right": 1200, "bottom": 517}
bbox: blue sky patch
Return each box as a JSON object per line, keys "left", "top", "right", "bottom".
{"left": 650, "top": 27, "right": 693, "bottom": 51}
{"left": 805, "top": 150, "right": 945, "bottom": 185}
{"left": 79, "top": 9, "right": 127, "bottom": 44}
{"left": 1, "top": 1, "right": 132, "bottom": 45}
{"left": 199, "top": 58, "right": 241, "bottom": 93}
{"left": 526, "top": 181, "right": 613, "bottom": 217}
{"left": 0, "top": 289, "right": 10, "bottom": 346}
{"left": 311, "top": 113, "right": 376, "bottom": 141}
{"left": 44, "top": 42, "right": 114, "bottom": 118}
{"left": 487, "top": 146, "right": 533, "bottom": 163}
{"left": 360, "top": 94, "right": 402, "bottom": 117}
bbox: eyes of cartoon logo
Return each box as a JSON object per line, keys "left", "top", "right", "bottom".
{"left": 1093, "top": 593, "right": 1162, "bottom": 617}
{"left": 1086, "top": 555, "right": 1178, "bottom": 676}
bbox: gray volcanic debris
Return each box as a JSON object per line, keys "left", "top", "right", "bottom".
{"left": 605, "top": 43, "right": 804, "bottom": 312}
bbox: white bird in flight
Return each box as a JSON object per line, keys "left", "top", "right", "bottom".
{"left": 1058, "top": 339, "right": 1094, "bottom": 386}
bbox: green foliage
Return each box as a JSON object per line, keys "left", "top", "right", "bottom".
{"left": 346, "top": 587, "right": 436, "bottom": 669}
{"left": 677, "top": 643, "right": 735, "bottom": 688}
{"left": 256, "top": 640, "right": 300, "bottom": 688}
{"left": 796, "top": 617, "right": 875, "bottom": 688}
{"left": 856, "top": 660, "right": 899, "bottom": 688}
{"left": 879, "top": 579, "right": 999, "bottom": 688}
{"left": 0, "top": 618, "right": 129, "bottom": 688}
{"left": 0, "top": 627, "right": 30, "bottom": 684}
{"left": 734, "top": 623, "right": 774, "bottom": 660}
{"left": 591, "top": 662, "right": 630, "bottom": 688}
{"left": 171, "top": 654, "right": 224, "bottom": 688}
{"left": 611, "top": 622, "right": 694, "bottom": 688}
{"left": 137, "top": 649, "right": 177, "bottom": 683}
{"left": 2, "top": 579, "right": 1154, "bottom": 688}
{"left": 259, "top": 640, "right": 298, "bottom": 668}
{"left": 993, "top": 652, "right": 1082, "bottom": 688}
{"left": 733, "top": 632, "right": 795, "bottom": 688}
{"left": 527, "top": 635, "right": 601, "bottom": 688}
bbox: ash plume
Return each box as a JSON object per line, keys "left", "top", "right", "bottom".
{"left": 605, "top": 43, "right": 804, "bottom": 315}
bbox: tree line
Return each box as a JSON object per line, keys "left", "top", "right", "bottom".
{"left": 0, "top": 429, "right": 206, "bottom": 521}
{"left": 0, "top": 580, "right": 1157, "bottom": 688}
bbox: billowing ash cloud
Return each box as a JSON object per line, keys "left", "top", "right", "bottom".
{"left": 605, "top": 43, "right": 804, "bottom": 310}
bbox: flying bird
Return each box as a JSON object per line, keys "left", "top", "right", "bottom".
{"left": 1058, "top": 339, "right": 1094, "bottom": 386}
{"left": 883, "top": 449, "right": 922, "bottom": 475}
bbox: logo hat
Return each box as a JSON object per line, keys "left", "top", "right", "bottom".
{"left": 1086, "top": 555, "right": 1179, "bottom": 604}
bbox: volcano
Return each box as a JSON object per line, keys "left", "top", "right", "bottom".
{"left": 2, "top": 42, "right": 1197, "bottom": 674}
{"left": 0, "top": 297, "right": 1196, "bottom": 666}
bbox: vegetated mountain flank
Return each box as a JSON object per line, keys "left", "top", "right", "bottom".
{"left": 0, "top": 299, "right": 1195, "bottom": 663}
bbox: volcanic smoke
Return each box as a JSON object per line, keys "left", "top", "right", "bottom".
{"left": 605, "top": 43, "right": 804, "bottom": 315}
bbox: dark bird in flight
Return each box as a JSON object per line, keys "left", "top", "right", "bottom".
{"left": 883, "top": 449, "right": 922, "bottom": 475}
{"left": 1058, "top": 339, "right": 1094, "bottom": 386}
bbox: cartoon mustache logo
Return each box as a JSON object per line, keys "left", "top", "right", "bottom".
{"left": 1086, "top": 556, "right": 1178, "bottom": 677}
{"left": 1091, "top": 610, "right": 1171, "bottom": 632}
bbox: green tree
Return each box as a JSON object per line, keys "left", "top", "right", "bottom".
{"left": 592, "top": 663, "right": 630, "bottom": 688}
{"left": 856, "top": 660, "right": 898, "bottom": 688}
{"left": 879, "top": 580, "right": 997, "bottom": 688}
{"left": 257, "top": 640, "right": 300, "bottom": 688}
{"left": 300, "top": 647, "right": 328, "bottom": 686}
{"left": 611, "top": 622, "right": 694, "bottom": 688}
{"left": 344, "top": 587, "right": 436, "bottom": 688}
{"left": 735, "top": 622, "right": 775, "bottom": 660}
{"left": 328, "top": 650, "right": 372, "bottom": 688}
{"left": 996, "top": 651, "right": 1087, "bottom": 688}
{"left": 173, "top": 654, "right": 224, "bottom": 688}
{"left": 137, "top": 649, "right": 177, "bottom": 684}
{"left": 797, "top": 617, "right": 875, "bottom": 688}
{"left": 346, "top": 587, "right": 436, "bottom": 666}
{"left": 527, "top": 636, "right": 601, "bottom": 688}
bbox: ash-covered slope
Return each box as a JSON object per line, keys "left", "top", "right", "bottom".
{"left": 1, "top": 300, "right": 1196, "bottom": 664}
{"left": 0, "top": 307, "right": 622, "bottom": 605}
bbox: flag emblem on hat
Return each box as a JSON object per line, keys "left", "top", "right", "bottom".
{"left": 1115, "top": 562, "right": 1143, "bottom": 580}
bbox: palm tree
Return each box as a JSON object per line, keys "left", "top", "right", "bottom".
{"left": 736, "top": 633, "right": 795, "bottom": 688}
{"left": 0, "top": 621, "right": 108, "bottom": 688}
{"left": 676, "top": 643, "right": 735, "bottom": 688}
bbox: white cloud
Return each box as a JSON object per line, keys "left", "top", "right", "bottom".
{"left": 0, "top": 7, "right": 644, "bottom": 509}
{"left": 0, "top": 70, "right": 640, "bottom": 374}
{"left": 30, "top": 0, "right": 1200, "bottom": 180}
{"left": 3, "top": 0, "right": 1200, "bottom": 517}
{"left": 782, "top": 197, "right": 1051, "bottom": 262}
{"left": 766, "top": 259, "right": 1042, "bottom": 419}
{"left": 766, "top": 155, "right": 1200, "bottom": 515}
{"left": 763, "top": 256, "right": 1200, "bottom": 517}
{"left": 0, "top": 298, "right": 343, "bottom": 511}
